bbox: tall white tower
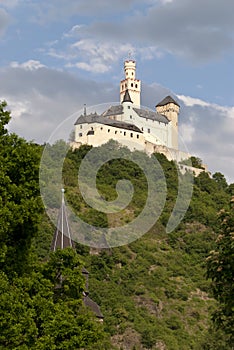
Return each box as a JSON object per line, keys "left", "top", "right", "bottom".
{"left": 120, "top": 60, "right": 141, "bottom": 107}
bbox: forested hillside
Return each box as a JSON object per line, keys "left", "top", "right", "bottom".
{"left": 0, "top": 100, "right": 233, "bottom": 349}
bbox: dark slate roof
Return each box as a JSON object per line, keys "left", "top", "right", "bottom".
{"left": 75, "top": 112, "right": 142, "bottom": 133}
{"left": 83, "top": 295, "right": 104, "bottom": 319}
{"left": 122, "top": 89, "right": 133, "bottom": 103}
{"left": 133, "top": 107, "right": 169, "bottom": 124}
{"left": 51, "top": 190, "right": 74, "bottom": 251}
{"left": 156, "top": 95, "right": 180, "bottom": 107}
{"left": 101, "top": 105, "right": 123, "bottom": 117}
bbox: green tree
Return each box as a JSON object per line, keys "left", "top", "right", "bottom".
{"left": 0, "top": 100, "right": 43, "bottom": 276}
{"left": 212, "top": 172, "right": 228, "bottom": 191}
{"left": 206, "top": 199, "right": 234, "bottom": 346}
{"left": 0, "top": 248, "right": 106, "bottom": 349}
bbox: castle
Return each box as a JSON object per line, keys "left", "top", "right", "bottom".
{"left": 71, "top": 59, "right": 198, "bottom": 167}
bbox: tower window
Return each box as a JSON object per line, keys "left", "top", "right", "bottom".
{"left": 108, "top": 129, "right": 110, "bottom": 132}
{"left": 135, "top": 84, "right": 138, "bottom": 88}
{"left": 130, "top": 115, "right": 132, "bottom": 119}
{"left": 137, "top": 134, "right": 139, "bottom": 139}
{"left": 130, "top": 133, "right": 133, "bottom": 138}
{"left": 115, "top": 130, "right": 117, "bottom": 134}
{"left": 131, "top": 83, "right": 133, "bottom": 87}
{"left": 79, "top": 133, "right": 82, "bottom": 137}
{"left": 80, "top": 125, "right": 82, "bottom": 129}
{"left": 132, "top": 72, "right": 134, "bottom": 76}
{"left": 148, "top": 129, "right": 150, "bottom": 133}
{"left": 124, "top": 131, "right": 126, "bottom": 136}
{"left": 128, "top": 106, "right": 131, "bottom": 109}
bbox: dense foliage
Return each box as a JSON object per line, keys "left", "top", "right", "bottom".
{"left": 0, "top": 101, "right": 107, "bottom": 349}
{"left": 207, "top": 200, "right": 234, "bottom": 346}
{"left": 59, "top": 141, "right": 233, "bottom": 349}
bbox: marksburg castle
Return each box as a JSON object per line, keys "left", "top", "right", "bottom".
{"left": 71, "top": 59, "right": 206, "bottom": 175}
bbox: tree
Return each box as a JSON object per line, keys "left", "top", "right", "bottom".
{"left": 212, "top": 172, "right": 228, "bottom": 191}
{"left": 0, "top": 248, "right": 106, "bottom": 349}
{"left": 206, "top": 199, "right": 234, "bottom": 346}
{"left": 0, "top": 100, "right": 43, "bottom": 276}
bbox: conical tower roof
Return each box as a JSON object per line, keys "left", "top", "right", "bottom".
{"left": 122, "top": 89, "right": 133, "bottom": 103}
{"left": 156, "top": 95, "right": 180, "bottom": 107}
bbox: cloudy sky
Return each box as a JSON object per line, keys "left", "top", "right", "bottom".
{"left": 0, "top": 0, "right": 234, "bottom": 182}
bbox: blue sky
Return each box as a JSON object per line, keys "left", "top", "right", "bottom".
{"left": 0, "top": 0, "right": 234, "bottom": 182}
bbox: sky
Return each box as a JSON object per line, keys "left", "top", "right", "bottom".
{"left": 0, "top": 0, "right": 234, "bottom": 183}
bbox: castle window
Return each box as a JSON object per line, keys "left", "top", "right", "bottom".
{"left": 148, "top": 129, "right": 150, "bottom": 133}
{"left": 79, "top": 133, "right": 82, "bottom": 137}
{"left": 100, "top": 127, "right": 103, "bottom": 130}
{"left": 124, "top": 131, "right": 126, "bottom": 136}
{"left": 141, "top": 127, "right": 143, "bottom": 131}
{"left": 91, "top": 127, "right": 93, "bottom": 130}
{"left": 131, "top": 83, "right": 133, "bottom": 87}
{"left": 132, "top": 72, "right": 134, "bottom": 75}
{"left": 135, "top": 84, "right": 138, "bottom": 88}
{"left": 80, "top": 125, "right": 82, "bottom": 129}
{"left": 125, "top": 83, "right": 127, "bottom": 88}
{"left": 137, "top": 134, "right": 139, "bottom": 139}
{"left": 130, "top": 115, "right": 132, "bottom": 119}
{"left": 115, "top": 130, "right": 117, "bottom": 134}
{"left": 130, "top": 133, "right": 133, "bottom": 138}
{"left": 108, "top": 129, "right": 110, "bottom": 132}
{"left": 128, "top": 106, "right": 131, "bottom": 109}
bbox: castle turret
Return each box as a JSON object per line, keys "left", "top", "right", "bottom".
{"left": 120, "top": 60, "right": 141, "bottom": 107}
{"left": 156, "top": 96, "right": 180, "bottom": 149}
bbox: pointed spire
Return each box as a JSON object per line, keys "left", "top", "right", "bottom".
{"left": 51, "top": 189, "right": 73, "bottom": 251}
{"left": 122, "top": 89, "right": 133, "bottom": 103}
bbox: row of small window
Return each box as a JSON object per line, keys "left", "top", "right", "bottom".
{"left": 78, "top": 130, "right": 140, "bottom": 138}
{"left": 141, "top": 127, "right": 150, "bottom": 133}
{"left": 121, "top": 83, "right": 138, "bottom": 90}
{"left": 107, "top": 129, "right": 139, "bottom": 138}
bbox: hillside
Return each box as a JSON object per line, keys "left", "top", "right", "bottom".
{"left": 34, "top": 140, "right": 233, "bottom": 349}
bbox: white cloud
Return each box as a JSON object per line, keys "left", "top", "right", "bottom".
{"left": 67, "top": 61, "right": 110, "bottom": 74}
{"left": 177, "top": 95, "right": 211, "bottom": 108}
{"left": 10, "top": 60, "right": 46, "bottom": 71}
{"left": 63, "top": 24, "right": 85, "bottom": 38}
{"left": 48, "top": 38, "right": 135, "bottom": 73}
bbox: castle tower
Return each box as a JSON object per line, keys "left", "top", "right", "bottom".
{"left": 120, "top": 60, "right": 141, "bottom": 107}
{"left": 156, "top": 96, "right": 180, "bottom": 150}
